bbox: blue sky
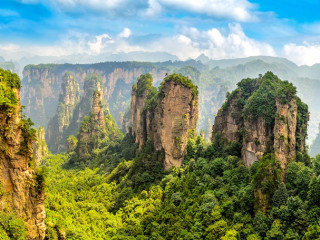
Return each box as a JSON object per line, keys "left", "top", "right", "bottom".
{"left": 1, "top": 0, "right": 320, "bottom": 65}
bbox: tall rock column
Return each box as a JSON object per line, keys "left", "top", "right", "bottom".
{"left": 273, "top": 99, "right": 297, "bottom": 171}
{"left": 131, "top": 73, "right": 199, "bottom": 170}
{"left": 0, "top": 69, "right": 45, "bottom": 239}
{"left": 46, "top": 72, "right": 80, "bottom": 153}
{"left": 151, "top": 80, "right": 198, "bottom": 169}
{"left": 130, "top": 74, "right": 153, "bottom": 149}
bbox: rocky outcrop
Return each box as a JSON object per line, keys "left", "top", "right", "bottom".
{"left": 151, "top": 80, "right": 199, "bottom": 169}
{"left": 131, "top": 83, "right": 149, "bottom": 149}
{"left": 76, "top": 89, "right": 105, "bottom": 158}
{"left": 46, "top": 73, "right": 106, "bottom": 153}
{"left": 46, "top": 72, "right": 80, "bottom": 153}
{"left": 212, "top": 72, "right": 309, "bottom": 171}
{"left": 21, "top": 63, "right": 169, "bottom": 129}
{"left": 0, "top": 69, "right": 45, "bottom": 239}
{"left": 33, "top": 126, "right": 49, "bottom": 166}
{"left": 75, "top": 86, "right": 121, "bottom": 160}
{"left": 131, "top": 73, "right": 199, "bottom": 170}
{"left": 273, "top": 99, "right": 297, "bottom": 170}
{"left": 211, "top": 91, "right": 242, "bottom": 143}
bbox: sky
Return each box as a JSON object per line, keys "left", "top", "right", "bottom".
{"left": 1, "top": 0, "right": 320, "bottom": 65}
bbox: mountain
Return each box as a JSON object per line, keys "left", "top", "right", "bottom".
{"left": 0, "top": 69, "right": 45, "bottom": 239}
{"left": 20, "top": 56, "right": 320, "bottom": 154}
{"left": 131, "top": 73, "right": 198, "bottom": 169}
{"left": 42, "top": 72, "right": 320, "bottom": 239}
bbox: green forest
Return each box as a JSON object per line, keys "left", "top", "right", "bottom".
{"left": 2, "top": 70, "right": 320, "bottom": 240}
{"left": 40, "top": 73, "right": 320, "bottom": 239}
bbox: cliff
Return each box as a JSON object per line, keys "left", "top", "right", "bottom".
{"left": 75, "top": 87, "right": 121, "bottom": 160}
{"left": 46, "top": 73, "right": 104, "bottom": 153}
{"left": 0, "top": 69, "right": 45, "bottom": 239}
{"left": 46, "top": 72, "right": 80, "bottom": 153}
{"left": 131, "top": 73, "right": 198, "bottom": 169}
{"left": 21, "top": 61, "right": 217, "bottom": 138}
{"left": 33, "top": 126, "right": 49, "bottom": 166}
{"left": 212, "top": 72, "right": 309, "bottom": 211}
{"left": 21, "top": 62, "right": 169, "bottom": 129}
{"left": 212, "top": 72, "right": 308, "bottom": 171}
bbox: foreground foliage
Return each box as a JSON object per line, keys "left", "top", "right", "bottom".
{"left": 43, "top": 132, "right": 320, "bottom": 239}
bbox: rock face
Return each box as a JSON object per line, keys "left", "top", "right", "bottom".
{"left": 131, "top": 85, "right": 149, "bottom": 149}
{"left": 76, "top": 89, "right": 105, "bottom": 158}
{"left": 75, "top": 86, "right": 120, "bottom": 160}
{"left": 212, "top": 72, "right": 309, "bottom": 171}
{"left": 0, "top": 69, "right": 45, "bottom": 239}
{"left": 46, "top": 72, "right": 80, "bottom": 153}
{"left": 33, "top": 126, "right": 49, "bottom": 166}
{"left": 131, "top": 73, "right": 199, "bottom": 170}
{"left": 273, "top": 99, "right": 298, "bottom": 170}
{"left": 21, "top": 63, "right": 168, "bottom": 129}
{"left": 46, "top": 73, "right": 105, "bottom": 153}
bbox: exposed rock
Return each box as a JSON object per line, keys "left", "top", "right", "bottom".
{"left": 75, "top": 86, "right": 121, "bottom": 160}
{"left": 33, "top": 126, "right": 49, "bottom": 166}
{"left": 151, "top": 80, "right": 198, "bottom": 169}
{"left": 273, "top": 99, "right": 297, "bottom": 170}
{"left": 0, "top": 69, "right": 45, "bottom": 239}
{"left": 131, "top": 73, "right": 198, "bottom": 169}
{"left": 242, "top": 117, "right": 272, "bottom": 167}
{"left": 76, "top": 89, "right": 105, "bottom": 158}
{"left": 211, "top": 91, "right": 242, "bottom": 143}
{"left": 46, "top": 73, "right": 105, "bottom": 153}
{"left": 212, "top": 72, "right": 308, "bottom": 171}
{"left": 46, "top": 72, "right": 80, "bottom": 153}
{"left": 21, "top": 63, "right": 168, "bottom": 129}
{"left": 131, "top": 82, "right": 149, "bottom": 149}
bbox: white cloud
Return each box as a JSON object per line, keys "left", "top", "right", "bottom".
{"left": 88, "top": 34, "right": 113, "bottom": 54}
{"left": 145, "top": 0, "right": 162, "bottom": 16}
{"left": 118, "top": 28, "right": 132, "bottom": 38}
{"left": 156, "top": 0, "right": 256, "bottom": 21}
{"left": 0, "top": 24, "right": 276, "bottom": 62}
{"left": 283, "top": 42, "right": 320, "bottom": 66}
{"left": 150, "top": 23, "right": 275, "bottom": 60}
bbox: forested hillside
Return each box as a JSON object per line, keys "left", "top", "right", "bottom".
{"left": 36, "top": 72, "right": 320, "bottom": 239}
{"left": 20, "top": 57, "right": 320, "bottom": 156}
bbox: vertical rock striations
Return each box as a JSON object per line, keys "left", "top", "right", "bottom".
{"left": 21, "top": 63, "right": 168, "bottom": 128}
{"left": 0, "top": 69, "right": 45, "bottom": 239}
{"left": 211, "top": 72, "right": 309, "bottom": 212}
{"left": 46, "top": 72, "right": 80, "bottom": 153}
{"left": 212, "top": 72, "right": 309, "bottom": 172}
{"left": 131, "top": 73, "right": 199, "bottom": 170}
{"left": 131, "top": 74, "right": 153, "bottom": 149}
{"left": 46, "top": 73, "right": 106, "bottom": 153}
{"left": 75, "top": 86, "right": 121, "bottom": 160}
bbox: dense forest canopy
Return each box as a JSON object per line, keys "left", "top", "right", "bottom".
{"left": 39, "top": 72, "right": 320, "bottom": 239}
{"left": 2, "top": 68, "right": 320, "bottom": 239}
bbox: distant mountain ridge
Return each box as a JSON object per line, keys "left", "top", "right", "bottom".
{"left": 19, "top": 56, "right": 320, "bottom": 154}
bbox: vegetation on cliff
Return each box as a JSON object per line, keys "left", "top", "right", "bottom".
{"left": 19, "top": 70, "right": 318, "bottom": 239}
{"left": 0, "top": 69, "right": 45, "bottom": 239}
{"left": 160, "top": 73, "right": 199, "bottom": 97}
{"left": 0, "top": 68, "right": 20, "bottom": 111}
{"left": 43, "top": 130, "right": 320, "bottom": 239}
